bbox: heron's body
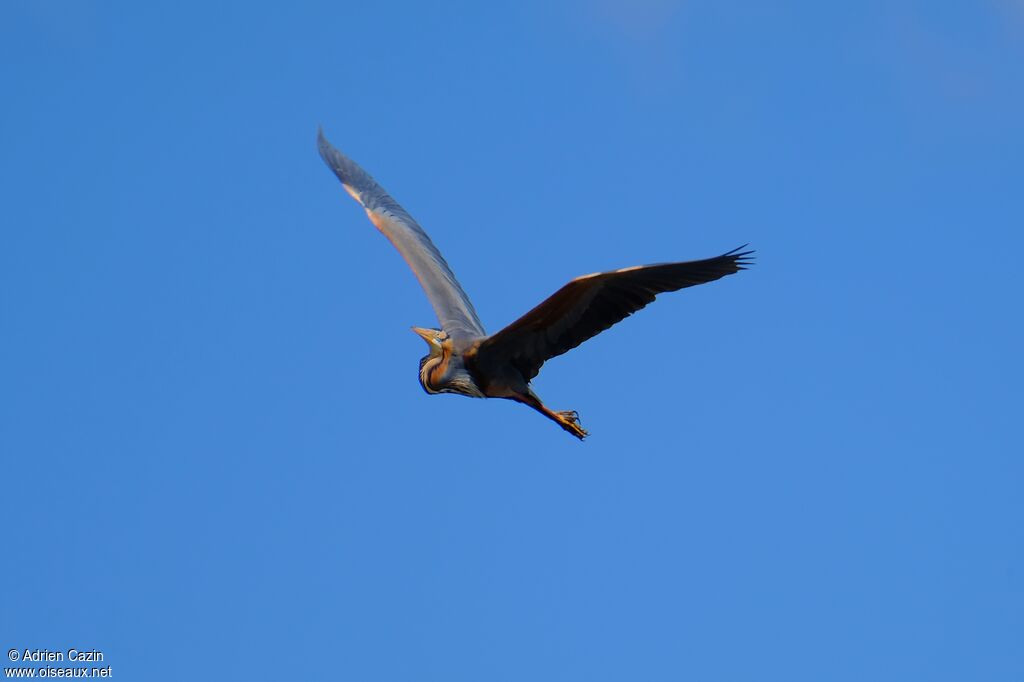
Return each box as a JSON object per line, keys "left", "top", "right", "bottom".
{"left": 317, "top": 129, "right": 753, "bottom": 439}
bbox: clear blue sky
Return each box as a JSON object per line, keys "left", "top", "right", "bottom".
{"left": 2, "top": 2, "right": 1022, "bottom": 680}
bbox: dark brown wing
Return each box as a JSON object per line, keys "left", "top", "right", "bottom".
{"left": 474, "top": 246, "right": 753, "bottom": 381}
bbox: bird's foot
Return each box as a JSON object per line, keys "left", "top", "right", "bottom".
{"left": 556, "top": 410, "right": 588, "bottom": 440}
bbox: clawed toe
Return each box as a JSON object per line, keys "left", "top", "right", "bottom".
{"left": 556, "top": 410, "right": 588, "bottom": 440}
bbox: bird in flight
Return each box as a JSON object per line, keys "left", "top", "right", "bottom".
{"left": 318, "top": 129, "right": 753, "bottom": 439}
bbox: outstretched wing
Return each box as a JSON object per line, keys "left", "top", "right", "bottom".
{"left": 474, "top": 247, "right": 753, "bottom": 381}
{"left": 317, "top": 129, "right": 486, "bottom": 339}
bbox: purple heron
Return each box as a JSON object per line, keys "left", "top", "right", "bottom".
{"left": 318, "top": 129, "right": 753, "bottom": 439}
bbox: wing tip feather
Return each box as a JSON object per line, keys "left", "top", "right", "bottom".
{"left": 316, "top": 126, "right": 332, "bottom": 161}
{"left": 724, "top": 244, "right": 755, "bottom": 270}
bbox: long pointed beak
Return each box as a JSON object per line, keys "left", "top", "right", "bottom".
{"left": 411, "top": 327, "right": 436, "bottom": 345}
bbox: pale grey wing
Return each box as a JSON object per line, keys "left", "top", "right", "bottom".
{"left": 317, "top": 129, "right": 486, "bottom": 339}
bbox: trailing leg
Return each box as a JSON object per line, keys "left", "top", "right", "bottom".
{"left": 514, "top": 391, "right": 588, "bottom": 440}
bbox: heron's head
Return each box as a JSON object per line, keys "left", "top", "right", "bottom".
{"left": 412, "top": 327, "right": 449, "bottom": 394}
